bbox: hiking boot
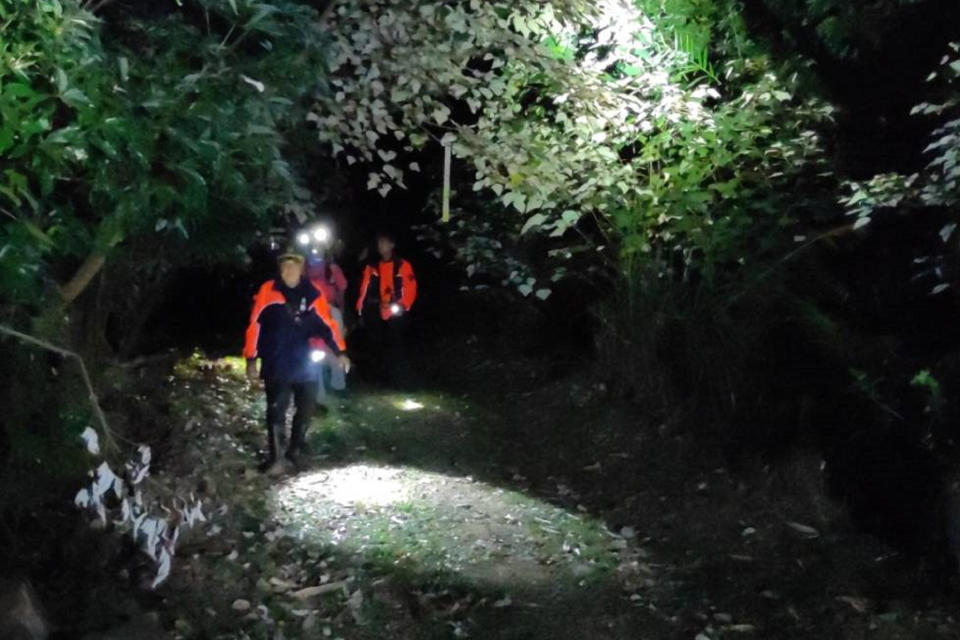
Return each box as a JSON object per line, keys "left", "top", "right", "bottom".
{"left": 285, "top": 442, "right": 312, "bottom": 467}
{"left": 263, "top": 457, "right": 288, "bottom": 477}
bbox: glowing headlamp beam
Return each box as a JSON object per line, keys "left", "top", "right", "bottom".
{"left": 296, "top": 225, "right": 332, "bottom": 248}
{"left": 312, "top": 226, "right": 331, "bottom": 243}
{"left": 310, "top": 349, "right": 326, "bottom": 363}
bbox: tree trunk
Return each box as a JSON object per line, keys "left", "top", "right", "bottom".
{"left": 70, "top": 270, "right": 115, "bottom": 360}
{"left": 118, "top": 273, "right": 172, "bottom": 359}
{"left": 60, "top": 252, "right": 106, "bottom": 306}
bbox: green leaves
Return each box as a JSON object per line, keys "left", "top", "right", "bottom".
{"left": 319, "top": 0, "right": 834, "bottom": 299}
{"left": 840, "top": 44, "right": 960, "bottom": 256}
{"left": 521, "top": 213, "right": 548, "bottom": 235}
{"left": 59, "top": 87, "right": 91, "bottom": 107}
{"left": 0, "top": 0, "right": 330, "bottom": 307}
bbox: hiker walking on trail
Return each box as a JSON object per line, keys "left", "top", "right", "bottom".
{"left": 244, "top": 248, "right": 350, "bottom": 475}
{"left": 305, "top": 244, "right": 349, "bottom": 407}
{"left": 356, "top": 231, "right": 417, "bottom": 387}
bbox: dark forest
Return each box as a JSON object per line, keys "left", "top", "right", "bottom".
{"left": 2, "top": 0, "right": 960, "bottom": 637}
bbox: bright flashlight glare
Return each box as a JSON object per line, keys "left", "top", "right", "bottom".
{"left": 310, "top": 349, "right": 326, "bottom": 363}
{"left": 297, "top": 232, "right": 311, "bottom": 246}
{"left": 390, "top": 303, "right": 402, "bottom": 316}
{"left": 274, "top": 463, "right": 608, "bottom": 588}
{"left": 396, "top": 398, "right": 424, "bottom": 411}
{"left": 313, "top": 226, "right": 331, "bottom": 243}
{"left": 282, "top": 465, "right": 408, "bottom": 507}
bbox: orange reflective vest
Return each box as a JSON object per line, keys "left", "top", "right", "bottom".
{"left": 244, "top": 279, "right": 346, "bottom": 364}
{"left": 356, "top": 258, "right": 417, "bottom": 321}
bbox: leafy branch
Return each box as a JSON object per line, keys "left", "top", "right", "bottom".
{"left": 0, "top": 324, "right": 120, "bottom": 453}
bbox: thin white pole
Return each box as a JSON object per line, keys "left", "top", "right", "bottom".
{"left": 441, "top": 141, "right": 452, "bottom": 223}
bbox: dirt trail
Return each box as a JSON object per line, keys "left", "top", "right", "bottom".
{"left": 141, "top": 348, "right": 960, "bottom": 640}
{"left": 151, "top": 354, "right": 671, "bottom": 639}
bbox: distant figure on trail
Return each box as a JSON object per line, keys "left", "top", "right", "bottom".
{"left": 356, "top": 231, "right": 417, "bottom": 388}
{"left": 306, "top": 245, "right": 349, "bottom": 407}
{"left": 244, "top": 248, "right": 349, "bottom": 476}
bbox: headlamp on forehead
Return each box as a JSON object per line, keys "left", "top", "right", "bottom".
{"left": 312, "top": 225, "right": 331, "bottom": 244}
{"left": 295, "top": 224, "right": 333, "bottom": 249}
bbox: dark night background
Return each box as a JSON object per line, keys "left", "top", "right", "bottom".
{"left": 3, "top": 0, "right": 960, "bottom": 638}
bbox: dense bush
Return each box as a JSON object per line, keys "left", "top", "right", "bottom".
{"left": 0, "top": 0, "right": 331, "bottom": 574}
{"left": 0, "top": 0, "right": 327, "bottom": 336}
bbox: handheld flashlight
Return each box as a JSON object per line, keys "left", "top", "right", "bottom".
{"left": 390, "top": 303, "right": 402, "bottom": 316}
{"left": 297, "top": 232, "right": 311, "bottom": 246}
{"left": 310, "top": 349, "right": 326, "bottom": 363}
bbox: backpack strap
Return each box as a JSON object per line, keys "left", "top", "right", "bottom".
{"left": 392, "top": 257, "right": 404, "bottom": 303}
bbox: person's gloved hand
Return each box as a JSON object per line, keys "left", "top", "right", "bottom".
{"left": 245, "top": 359, "right": 258, "bottom": 382}
{"left": 338, "top": 354, "right": 351, "bottom": 374}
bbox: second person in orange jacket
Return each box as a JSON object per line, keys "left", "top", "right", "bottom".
{"left": 356, "top": 231, "right": 417, "bottom": 387}
{"left": 356, "top": 236, "right": 417, "bottom": 321}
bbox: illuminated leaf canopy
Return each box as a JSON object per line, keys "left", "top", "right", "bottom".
{"left": 311, "top": 0, "right": 836, "bottom": 288}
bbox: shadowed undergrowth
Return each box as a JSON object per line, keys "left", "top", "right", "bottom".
{"left": 26, "top": 344, "right": 960, "bottom": 639}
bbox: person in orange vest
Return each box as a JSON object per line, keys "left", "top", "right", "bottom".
{"left": 244, "top": 248, "right": 349, "bottom": 475}
{"left": 356, "top": 231, "right": 417, "bottom": 386}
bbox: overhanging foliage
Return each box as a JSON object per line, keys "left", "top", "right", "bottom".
{"left": 311, "top": 0, "right": 836, "bottom": 296}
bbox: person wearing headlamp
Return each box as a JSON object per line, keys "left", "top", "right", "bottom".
{"left": 297, "top": 224, "right": 334, "bottom": 253}
{"left": 243, "top": 247, "right": 349, "bottom": 475}
{"left": 356, "top": 230, "right": 417, "bottom": 387}
{"left": 305, "top": 237, "right": 348, "bottom": 406}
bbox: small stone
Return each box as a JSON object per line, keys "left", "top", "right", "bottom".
{"left": 231, "top": 599, "right": 251, "bottom": 612}
{"left": 269, "top": 577, "right": 297, "bottom": 592}
{"left": 292, "top": 582, "right": 347, "bottom": 599}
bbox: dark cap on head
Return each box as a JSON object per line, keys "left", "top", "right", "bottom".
{"left": 276, "top": 247, "right": 305, "bottom": 264}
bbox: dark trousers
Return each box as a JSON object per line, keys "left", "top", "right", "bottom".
{"left": 370, "top": 314, "right": 409, "bottom": 388}
{"left": 264, "top": 379, "right": 318, "bottom": 460}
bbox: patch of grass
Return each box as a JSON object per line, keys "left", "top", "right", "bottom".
{"left": 309, "top": 420, "right": 350, "bottom": 458}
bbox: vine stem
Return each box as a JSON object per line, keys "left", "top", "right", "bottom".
{"left": 0, "top": 324, "right": 119, "bottom": 454}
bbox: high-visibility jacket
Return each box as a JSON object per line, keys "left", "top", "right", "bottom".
{"left": 356, "top": 257, "right": 417, "bottom": 321}
{"left": 244, "top": 278, "right": 346, "bottom": 383}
